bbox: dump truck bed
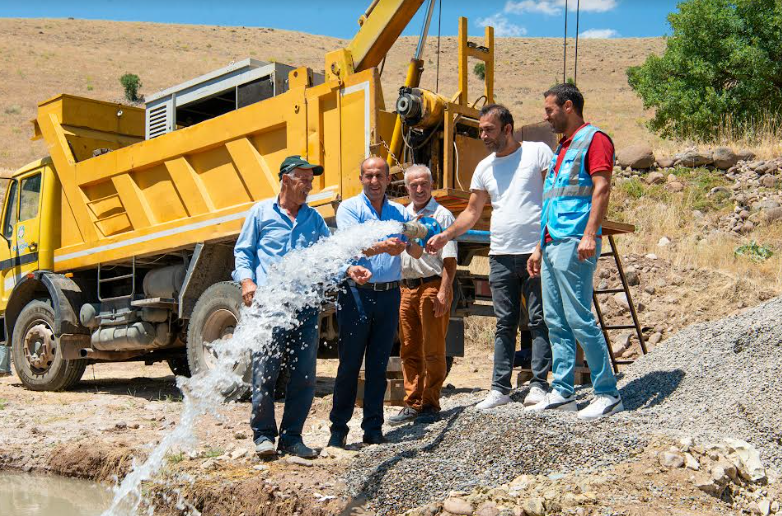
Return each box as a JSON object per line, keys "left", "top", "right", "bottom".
{"left": 33, "top": 68, "right": 385, "bottom": 272}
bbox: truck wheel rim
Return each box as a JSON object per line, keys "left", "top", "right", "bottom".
{"left": 201, "top": 309, "right": 237, "bottom": 369}
{"left": 24, "top": 323, "right": 56, "bottom": 373}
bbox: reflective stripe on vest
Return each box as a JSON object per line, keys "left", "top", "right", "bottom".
{"left": 541, "top": 124, "right": 612, "bottom": 242}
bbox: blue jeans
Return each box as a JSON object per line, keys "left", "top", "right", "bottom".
{"left": 330, "top": 284, "right": 401, "bottom": 436}
{"left": 250, "top": 308, "right": 319, "bottom": 445}
{"left": 542, "top": 237, "right": 619, "bottom": 398}
{"left": 489, "top": 254, "right": 551, "bottom": 394}
{"left": 0, "top": 345, "right": 10, "bottom": 373}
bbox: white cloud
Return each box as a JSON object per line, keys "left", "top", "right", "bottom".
{"left": 579, "top": 28, "right": 619, "bottom": 38}
{"left": 476, "top": 14, "right": 527, "bottom": 37}
{"left": 505, "top": 0, "right": 618, "bottom": 16}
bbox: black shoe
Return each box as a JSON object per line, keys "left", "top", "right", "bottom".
{"left": 388, "top": 406, "right": 418, "bottom": 426}
{"left": 279, "top": 441, "right": 318, "bottom": 459}
{"left": 362, "top": 432, "right": 387, "bottom": 445}
{"left": 416, "top": 406, "right": 441, "bottom": 424}
{"left": 327, "top": 432, "right": 347, "bottom": 449}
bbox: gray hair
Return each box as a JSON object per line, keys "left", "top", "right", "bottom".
{"left": 404, "top": 164, "right": 433, "bottom": 186}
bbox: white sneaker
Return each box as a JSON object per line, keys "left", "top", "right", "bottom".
{"left": 523, "top": 385, "right": 547, "bottom": 407}
{"left": 577, "top": 394, "right": 624, "bottom": 421}
{"left": 476, "top": 390, "right": 511, "bottom": 410}
{"left": 525, "top": 390, "right": 577, "bottom": 412}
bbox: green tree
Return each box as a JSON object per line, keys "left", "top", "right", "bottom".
{"left": 473, "top": 62, "right": 486, "bottom": 80}
{"left": 120, "top": 73, "right": 143, "bottom": 103}
{"left": 627, "top": 0, "right": 782, "bottom": 141}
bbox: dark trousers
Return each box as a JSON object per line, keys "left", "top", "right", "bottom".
{"left": 250, "top": 308, "right": 318, "bottom": 445}
{"left": 489, "top": 254, "right": 552, "bottom": 394}
{"left": 330, "top": 284, "right": 401, "bottom": 436}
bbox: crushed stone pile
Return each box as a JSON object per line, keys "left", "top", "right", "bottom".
{"left": 345, "top": 296, "right": 782, "bottom": 514}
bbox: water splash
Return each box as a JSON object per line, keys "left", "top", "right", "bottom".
{"left": 102, "top": 220, "right": 403, "bottom": 515}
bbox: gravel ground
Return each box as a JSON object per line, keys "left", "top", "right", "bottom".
{"left": 346, "top": 296, "right": 782, "bottom": 514}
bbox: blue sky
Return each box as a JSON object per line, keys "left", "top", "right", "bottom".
{"left": 1, "top": 0, "right": 679, "bottom": 39}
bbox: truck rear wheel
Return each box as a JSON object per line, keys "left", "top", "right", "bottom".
{"left": 186, "top": 282, "right": 251, "bottom": 400}
{"left": 11, "top": 300, "right": 86, "bottom": 391}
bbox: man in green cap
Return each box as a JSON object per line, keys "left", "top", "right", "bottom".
{"left": 233, "top": 156, "right": 370, "bottom": 459}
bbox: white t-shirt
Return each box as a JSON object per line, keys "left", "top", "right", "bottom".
{"left": 469, "top": 142, "right": 553, "bottom": 255}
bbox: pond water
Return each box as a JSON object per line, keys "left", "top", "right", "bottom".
{"left": 0, "top": 472, "right": 112, "bottom": 516}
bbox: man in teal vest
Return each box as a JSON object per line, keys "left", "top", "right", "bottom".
{"left": 526, "top": 83, "right": 623, "bottom": 421}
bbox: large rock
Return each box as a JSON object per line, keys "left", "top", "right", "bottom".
{"left": 712, "top": 147, "right": 738, "bottom": 169}
{"left": 443, "top": 497, "right": 474, "bottom": 515}
{"left": 760, "top": 207, "right": 782, "bottom": 224}
{"left": 675, "top": 149, "right": 713, "bottom": 168}
{"left": 659, "top": 451, "right": 685, "bottom": 468}
{"left": 645, "top": 172, "right": 665, "bottom": 185}
{"left": 617, "top": 144, "right": 656, "bottom": 169}
{"left": 656, "top": 156, "right": 676, "bottom": 168}
{"left": 724, "top": 438, "right": 766, "bottom": 482}
{"left": 737, "top": 149, "right": 756, "bottom": 162}
{"left": 753, "top": 199, "right": 781, "bottom": 211}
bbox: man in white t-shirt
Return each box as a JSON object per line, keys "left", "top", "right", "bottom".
{"left": 427, "top": 104, "right": 554, "bottom": 410}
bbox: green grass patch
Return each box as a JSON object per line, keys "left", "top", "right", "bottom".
{"left": 0, "top": 398, "right": 7, "bottom": 410}
{"left": 166, "top": 452, "right": 185, "bottom": 464}
{"left": 203, "top": 447, "right": 224, "bottom": 458}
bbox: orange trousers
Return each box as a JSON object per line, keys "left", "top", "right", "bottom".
{"left": 399, "top": 278, "right": 450, "bottom": 411}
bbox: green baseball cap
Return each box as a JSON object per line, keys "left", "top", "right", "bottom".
{"left": 279, "top": 155, "right": 324, "bottom": 179}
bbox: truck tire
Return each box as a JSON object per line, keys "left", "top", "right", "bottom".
{"left": 11, "top": 300, "right": 86, "bottom": 391}
{"left": 167, "top": 357, "right": 191, "bottom": 377}
{"left": 186, "top": 281, "right": 251, "bottom": 400}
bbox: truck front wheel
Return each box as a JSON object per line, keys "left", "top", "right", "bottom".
{"left": 186, "top": 282, "right": 251, "bottom": 400}
{"left": 11, "top": 300, "right": 86, "bottom": 391}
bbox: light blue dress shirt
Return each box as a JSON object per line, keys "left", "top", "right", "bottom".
{"left": 336, "top": 192, "right": 411, "bottom": 284}
{"left": 233, "top": 198, "right": 330, "bottom": 286}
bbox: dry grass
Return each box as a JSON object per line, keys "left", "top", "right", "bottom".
{"left": 0, "top": 18, "right": 666, "bottom": 170}
{"left": 611, "top": 171, "right": 782, "bottom": 292}
{"left": 653, "top": 113, "right": 782, "bottom": 161}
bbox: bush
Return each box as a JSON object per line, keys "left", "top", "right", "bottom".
{"left": 735, "top": 241, "right": 774, "bottom": 262}
{"left": 627, "top": 0, "right": 782, "bottom": 141}
{"left": 473, "top": 62, "right": 485, "bottom": 80}
{"left": 120, "top": 73, "right": 142, "bottom": 102}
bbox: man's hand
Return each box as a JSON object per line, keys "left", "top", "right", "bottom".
{"left": 241, "top": 279, "right": 257, "bottom": 307}
{"left": 577, "top": 235, "right": 597, "bottom": 261}
{"left": 347, "top": 265, "right": 372, "bottom": 285}
{"left": 433, "top": 288, "right": 452, "bottom": 318}
{"left": 383, "top": 237, "right": 407, "bottom": 256}
{"left": 425, "top": 233, "right": 450, "bottom": 255}
{"left": 527, "top": 246, "right": 542, "bottom": 277}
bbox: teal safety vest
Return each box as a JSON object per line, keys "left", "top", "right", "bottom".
{"left": 540, "top": 124, "right": 614, "bottom": 242}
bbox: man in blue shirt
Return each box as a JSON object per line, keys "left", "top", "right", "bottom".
{"left": 328, "top": 156, "right": 423, "bottom": 447}
{"left": 234, "top": 155, "right": 369, "bottom": 459}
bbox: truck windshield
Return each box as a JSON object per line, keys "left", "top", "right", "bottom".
{"left": 3, "top": 181, "right": 18, "bottom": 240}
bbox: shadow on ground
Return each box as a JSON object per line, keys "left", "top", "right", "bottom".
{"left": 620, "top": 369, "right": 686, "bottom": 410}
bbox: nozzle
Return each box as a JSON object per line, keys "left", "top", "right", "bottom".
{"left": 401, "top": 221, "right": 428, "bottom": 240}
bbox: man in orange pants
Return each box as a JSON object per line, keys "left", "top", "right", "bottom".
{"left": 389, "top": 165, "right": 457, "bottom": 425}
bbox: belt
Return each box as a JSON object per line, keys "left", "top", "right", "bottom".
{"left": 402, "top": 275, "right": 440, "bottom": 289}
{"left": 347, "top": 280, "right": 400, "bottom": 291}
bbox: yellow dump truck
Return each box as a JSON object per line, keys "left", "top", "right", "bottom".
{"left": 0, "top": 0, "right": 507, "bottom": 392}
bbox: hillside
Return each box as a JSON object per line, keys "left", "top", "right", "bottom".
{"left": 0, "top": 17, "right": 665, "bottom": 170}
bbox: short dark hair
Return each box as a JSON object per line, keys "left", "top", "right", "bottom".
{"left": 479, "top": 104, "right": 514, "bottom": 132}
{"left": 360, "top": 156, "right": 390, "bottom": 176}
{"left": 543, "top": 83, "right": 585, "bottom": 117}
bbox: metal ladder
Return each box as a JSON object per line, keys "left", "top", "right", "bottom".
{"left": 592, "top": 234, "right": 648, "bottom": 373}
{"left": 97, "top": 256, "right": 136, "bottom": 302}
